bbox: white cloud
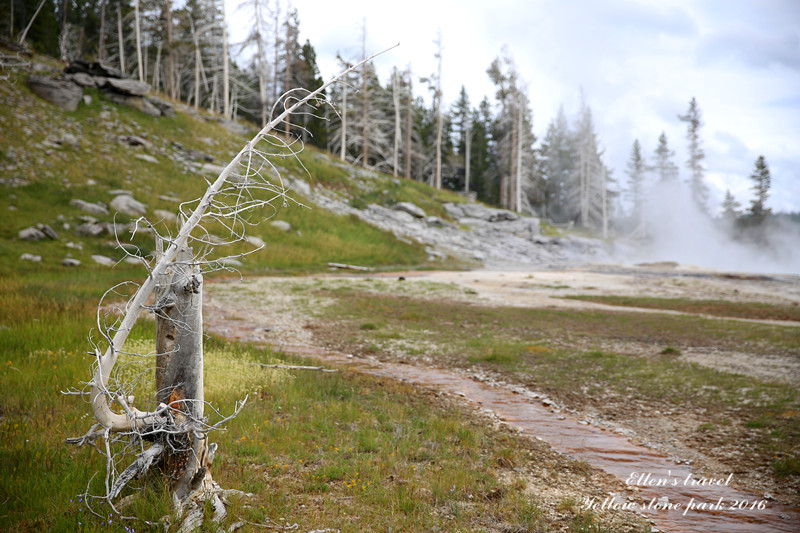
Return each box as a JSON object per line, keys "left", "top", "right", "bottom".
{"left": 227, "top": 0, "right": 800, "bottom": 213}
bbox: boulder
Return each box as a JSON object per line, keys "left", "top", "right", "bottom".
{"left": 134, "top": 154, "right": 159, "bottom": 164}
{"left": 92, "top": 254, "right": 116, "bottom": 266}
{"left": 103, "top": 91, "right": 161, "bottom": 117}
{"left": 269, "top": 220, "right": 292, "bottom": 232}
{"left": 154, "top": 209, "right": 177, "bottom": 223}
{"left": 19, "top": 226, "right": 45, "bottom": 241}
{"left": 220, "top": 258, "right": 243, "bottom": 267}
{"left": 110, "top": 195, "right": 146, "bottom": 217}
{"left": 245, "top": 235, "right": 266, "bottom": 248}
{"left": 20, "top": 253, "right": 42, "bottom": 262}
{"left": 35, "top": 223, "right": 58, "bottom": 239}
{"left": 52, "top": 133, "right": 80, "bottom": 148}
{"left": 27, "top": 75, "right": 83, "bottom": 111}
{"left": 148, "top": 95, "right": 176, "bottom": 118}
{"left": 394, "top": 202, "right": 426, "bottom": 219}
{"left": 62, "top": 258, "right": 81, "bottom": 267}
{"left": 76, "top": 222, "right": 105, "bottom": 237}
{"left": 65, "top": 60, "right": 122, "bottom": 79}
{"left": 66, "top": 72, "right": 97, "bottom": 87}
{"left": 70, "top": 199, "right": 109, "bottom": 215}
{"left": 103, "top": 78, "right": 151, "bottom": 96}
{"left": 119, "top": 135, "right": 151, "bottom": 148}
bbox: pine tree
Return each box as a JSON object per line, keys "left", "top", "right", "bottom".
{"left": 721, "top": 189, "right": 741, "bottom": 221}
{"left": 748, "top": 155, "right": 772, "bottom": 219}
{"left": 678, "top": 97, "right": 708, "bottom": 212}
{"left": 652, "top": 132, "right": 679, "bottom": 182}
{"left": 625, "top": 139, "right": 646, "bottom": 231}
{"left": 538, "top": 106, "right": 575, "bottom": 222}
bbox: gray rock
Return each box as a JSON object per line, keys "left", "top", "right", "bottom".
{"left": 70, "top": 199, "right": 109, "bottom": 215}
{"left": 67, "top": 72, "right": 96, "bottom": 87}
{"left": 27, "top": 75, "right": 83, "bottom": 111}
{"left": 20, "top": 253, "right": 42, "bottom": 262}
{"left": 110, "top": 195, "right": 146, "bottom": 217}
{"left": 103, "top": 91, "right": 161, "bottom": 117}
{"left": 62, "top": 258, "right": 81, "bottom": 267}
{"left": 148, "top": 96, "right": 176, "bottom": 118}
{"left": 270, "top": 220, "right": 292, "bottom": 232}
{"left": 65, "top": 60, "right": 122, "bottom": 79}
{"left": 76, "top": 222, "right": 105, "bottom": 237}
{"left": 245, "top": 235, "right": 266, "bottom": 248}
{"left": 199, "top": 162, "right": 226, "bottom": 176}
{"left": 103, "top": 78, "right": 151, "bottom": 96}
{"left": 220, "top": 258, "right": 243, "bottom": 267}
{"left": 124, "top": 256, "right": 143, "bottom": 265}
{"left": 91, "top": 254, "right": 116, "bottom": 266}
{"left": 119, "top": 135, "right": 151, "bottom": 147}
{"left": 394, "top": 202, "right": 426, "bottom": 219}
{"left": 36, "top": 223, "right": 59, "bottom": 240}
{"left": 52, "top": 133, "right": 80, "bottom": 148}
{"left": 82, "top": 94, "right": 92, "bottom": 105}
{"left": 134, "top": 154, "right": 158, "bottom": 164}
{"left": 289, "top": 178, "right": 311, "bottom": 196}
{"left": 19, "top": 226, "right": 46, "bottom": 241}
{"left": 154, "top": 209, "right": 177, "bottom": 223}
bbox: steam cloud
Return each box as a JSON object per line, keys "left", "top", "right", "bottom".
{"left": 618, "top": 180, "right": 800, "bottom": 275}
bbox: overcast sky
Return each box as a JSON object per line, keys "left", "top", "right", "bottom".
{"left": 229, "top": 0, "right": 800, "bottom": 214}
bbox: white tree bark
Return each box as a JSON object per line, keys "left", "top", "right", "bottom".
{"left": 464, "top": 118, "right": 471, "bottom": 193}
{"left": 392, "top": 70, "right": 401, "bottom": 177}
{"left": 221, "top": 0, "right": 230, "bottom": 119}
{"left": 134, "top": 0, "right": 143, "bottom": 83}
{"left": 433, "top": 31, "right": 443, "bottom": 189}
{"left": 117, "top": 6, "right": 125, "bottom": 74}
{"left": 340, "top": 85, "right": 347, "bottom": 161}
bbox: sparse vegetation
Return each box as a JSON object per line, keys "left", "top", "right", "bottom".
{"left": 564, "top": 295, "right": 800, "bottom": 322}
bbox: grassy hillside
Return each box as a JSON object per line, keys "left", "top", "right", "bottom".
{"left": 0, "top": 61, "right": 473, "bottom": 278}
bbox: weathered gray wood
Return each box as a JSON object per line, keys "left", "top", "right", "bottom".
{"left": 155, "top": 243, "right": 206, "bottom": 500}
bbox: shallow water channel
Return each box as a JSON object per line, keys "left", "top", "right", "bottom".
{"left": 205, "top": 310, "right": 800, "bottom": 533}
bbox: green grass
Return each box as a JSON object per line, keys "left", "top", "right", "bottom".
{"left": 564, "top": 295, "right": 800, "bottom": 322}
{"left": 0, "top": 269, "right": 651, "bottom": 532}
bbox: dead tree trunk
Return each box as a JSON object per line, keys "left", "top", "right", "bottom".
{"left": 154, "top": 242, "right": 222, "bottom": 525}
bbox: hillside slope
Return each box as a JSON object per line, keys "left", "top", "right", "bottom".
{"left": 1, "top": 56, "right": 608, "bottom": 278}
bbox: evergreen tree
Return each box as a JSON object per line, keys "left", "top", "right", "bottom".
{"left": 678, "top": 97, "right": 708, "bottom": 212}
{"left": 721, "top": 189, "right": 741, "bottom": 221}
{"left": 468, "top": 97, "right": 499, "bottom": 204}
{"left": 538, "top": 106, "right": 575, "bottom": 223}
{"left": 748, "top": 155, "right": 772, "bottom": 219}
{"left": 625, "top": 139, "right": 646, "bottom": 230}
{"left": 652, "top": 132, "right": 679, "bottom": 182}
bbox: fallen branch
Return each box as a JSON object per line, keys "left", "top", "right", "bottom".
{"left": 252, "top": 363, "right": 338, "bottom": 373}
{"left": 327, "top": 262, "right": 372, "bottom": 271}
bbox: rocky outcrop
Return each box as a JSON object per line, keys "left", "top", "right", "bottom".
{"left": 27, "top": 75, "right": 83, "bottom": 111}
{"left": 28, "top": 61, "right": 175, "bottom": 117}
{"left": 304, "top": 179, "right": 609, "bottom": 267}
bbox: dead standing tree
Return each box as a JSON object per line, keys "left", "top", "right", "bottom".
{"left": 66, "top": 46, "right": 396, "bottom": 531}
